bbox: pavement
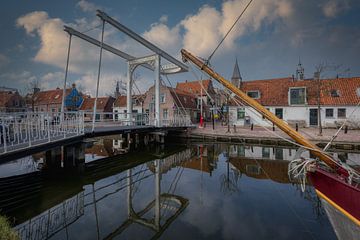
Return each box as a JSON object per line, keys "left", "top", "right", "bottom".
{"left": 190, "top": 123, "right": 360, "bottom": 144}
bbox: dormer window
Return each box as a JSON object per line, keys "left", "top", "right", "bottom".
{"left": 247, "top": 90, "right": 260, "bottom": 99}
{"left": 330, "top": 89, "right": 340, "bottom": 97}
{"left": 356, "top": 88, "right": 360, "bottom": 97}
{"left": 289, "top": 87, "right": 306, "bottom": 105}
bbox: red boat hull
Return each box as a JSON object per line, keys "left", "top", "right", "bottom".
{"left": 308, "top": 168, "right": 360, "bottom": 226}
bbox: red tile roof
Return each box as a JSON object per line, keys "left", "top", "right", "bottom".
{"left": 176, "top": 79, "right": 213, "bottom": 95}
{"left": 32, "top": 88, "right": 71, "bottom": 105}
{"left": 234, "top": 77, "right": 360, "bottom": 106}
{"left": 113, "top": 94, "right": 145, "bottom": 107}
{"left": 0, "top": 91, "right": 17, "bottom": 108}
{"left": 169, "top": 87, "right": 198, "bottom": 110}
{"left": 80, "top": 97, "right": 114, "bottom": 111}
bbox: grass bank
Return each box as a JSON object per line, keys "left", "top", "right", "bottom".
{"left": 0, "top": 215, "right": 19, "bottom": 240}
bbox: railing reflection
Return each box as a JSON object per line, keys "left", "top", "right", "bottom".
{"left": 14, "top": 191, "right": 84, "bottom": 240}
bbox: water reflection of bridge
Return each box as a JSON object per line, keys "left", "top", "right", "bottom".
{"left": 8, "top": 147, "right": 194, "bottom": 240}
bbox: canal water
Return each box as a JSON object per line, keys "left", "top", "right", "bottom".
{"left": 2, "top": 135, "right": 359, "bottom": 239}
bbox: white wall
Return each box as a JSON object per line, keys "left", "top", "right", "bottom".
{"left": 229, "top": 105, "right": 360, "bottom": 128}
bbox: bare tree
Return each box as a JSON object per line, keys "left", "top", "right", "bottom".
{"left": 313, "top": 62, "right": 348, "bottom": 136}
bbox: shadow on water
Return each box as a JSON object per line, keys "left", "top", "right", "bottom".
{"left": 1, "top": 136, "right": 359, "bottom": 239}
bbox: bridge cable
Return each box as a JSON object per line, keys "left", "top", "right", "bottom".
{"left": 207, "top": 0, "right": 254, "bottom": 64}
{"left": 160, "top": 66, "right": 189, "bottom": 118}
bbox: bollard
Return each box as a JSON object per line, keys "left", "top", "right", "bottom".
{"left": 272, "top": 123, "right": 275, "bottom": 131}
{"left": 344, "top": 125, "right": 348, "bottom": 134}
{"left": 251, "top": 123, "right": 254, "bottom": 131}
{"left": 233, "top": 124, "right": 236, "bottom": 133}
{"left": 295, "top": 123, "right": 298, "bottom": 132}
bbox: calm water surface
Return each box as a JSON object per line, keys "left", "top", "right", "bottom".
{"left": 0, "top": 137, "right": 347, "bottom": 239}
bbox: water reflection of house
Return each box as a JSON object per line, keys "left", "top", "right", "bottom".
{"left": 228, "top": 144, "right": 300, "bottom": 161}
{"left": 85, "top": 139, "right": 114, "bottom": 161}
{"left": 229, "top": 157, "right": 290, "bottom": 184}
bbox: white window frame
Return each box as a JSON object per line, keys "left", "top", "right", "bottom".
{"left": 289, "top": 87, "right": 307, "bottom": 105}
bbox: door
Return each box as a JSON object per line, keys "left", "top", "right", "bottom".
{"left": 309, "top": 109, "right": 318, "bottom": 126}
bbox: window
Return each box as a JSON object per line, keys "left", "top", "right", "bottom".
{"left": 237, "top": 108, "right": 245, "bottom": 120}
{"left": 160, "top": 93, "right": 166, "bottom": 103}
{"left": 289, "top": 87, "right": 306, "bottom": 105}
{"left": 275, "top": 108, "right": 283, "bottom": 119}
{"left": 330, "top": 89, "right": 340, "bottom": 97}
{"left": 262, "top": 147, "right": 270, "bottom": 158}
{"left": 51, "top": 108, "right": 55, "bottom": 113}
{"left": 247, "top": 91, "right": 260, "bottom": 99}
{"left": 163, "top": 109, "right": 168, "bottom": 119}
{"left": 338, "top": 108, "right": 346, "bottom": 118}
{"left": 325, "top": 109, "right": 334, "bottom": 118}
{"left": 275, "top": 148, "right": 283, "bottom": 160}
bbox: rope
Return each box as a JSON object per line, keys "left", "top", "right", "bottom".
{"left": 288, "top": 158, "right": 317, "bottom": 192}
{"left": 323, "top": 100, "right": 360, "bottom": 151}
{"left": 207, "top": 0, "right": 254, "bottom": 63}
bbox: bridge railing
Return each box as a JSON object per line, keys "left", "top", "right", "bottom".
{"left": 0, "top": 111, "right": 84, "bottom": 155}
{"left": 158, "top": 114, "right": 193, "bottom": 127}
{"left": 81, "top": 111, "right": 150, "bottom": 128}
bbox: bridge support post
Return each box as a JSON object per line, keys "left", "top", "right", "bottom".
{"left": 154, "top": 54, "right": 160, "bottom": 127}
{"left": 126, "top": 62, "right": 133, "bottom": 126}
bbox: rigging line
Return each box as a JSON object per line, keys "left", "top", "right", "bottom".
{"left": 160, "top": 67, "right": 188, "bottom": 117}
{"left": 159, "top": 76, "right": 186, "bottom": 118}
{"left": 323, "top": 100, "right": 360, "bottom": 152}
{"left": 188, "top": 64, "right": 227, "bottom": 119}
{"left": 207, "top": 0, "right": 254, "bottom": 63}
{"left": 230, "top": 95, "right": 360, "bottom": 176}
{"left": 239, "top": 143, "right": 317, "bottom": 239}
{"left": 81, "top": 23, "right": 104, "bottom": 34}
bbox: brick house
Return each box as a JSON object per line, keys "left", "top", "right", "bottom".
{"left": 143, "top": 84, "right": 199, "bottom": 124}
{"left": 27, "top": 84, "right": 83, "bottom": 113}
{"left": 228, "top": 76, "right": 360, "bottom": 128}
{"left": 113, "top": 94, "right": 145, "bottom": 120}
{"left": 0, "top": 87, "right": 26, "bottom": 112}
{"left": 80, "top": 96, "right": 115, "bottom": 121}
{"left": 175, "top": 79, "right": 219, "bottom": 121}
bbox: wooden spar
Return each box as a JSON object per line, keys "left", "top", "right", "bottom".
{"left": 181, "top": 48, "right": 342, "bottom": 172}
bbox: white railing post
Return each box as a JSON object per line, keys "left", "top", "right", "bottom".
{"left": 27, "top": 115, "right": 32, "bottom": 147}
{"left": 2, "top": 119, "right": 7, "bottom": 153}
{"left": 47, "top": 115, "right": 51, "bottom": 142}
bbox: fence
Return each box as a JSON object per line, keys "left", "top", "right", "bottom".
{"left": 0, "top": 112, "right": 84, "bottom": 155}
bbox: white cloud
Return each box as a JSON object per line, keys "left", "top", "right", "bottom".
{"left": 0, "top": 53, "right": 9, "bottom": 67}
{"left": 322, "top": 0, "right": 350, "bottom": 18}
{"left": 180, "top": 0, "right": 293, "bottom": 57}
{"left": 16, "top": 11, "right": 113, "bottom": 74}
{"left": 77, "top": 0, "right": 99, "bottom": 13}
{"left": 16, "top": 11, "right": 49, "bottom": 36}
{"left": 143, "top": 21, "right": 181, "bottom": 54}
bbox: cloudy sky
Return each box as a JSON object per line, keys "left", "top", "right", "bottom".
{"left": 0, "top": 0, "right": 359, "bottom": 95}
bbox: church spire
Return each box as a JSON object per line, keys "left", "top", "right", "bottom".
{"left": 231, "top": 58, "right": 242, "bottom": 88}
{"left": 296, "top": 57, "right": 304, "bottom": 80}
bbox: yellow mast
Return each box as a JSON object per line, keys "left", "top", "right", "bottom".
{"left": 181, "top": 48, "right": 341, "bottom": 171}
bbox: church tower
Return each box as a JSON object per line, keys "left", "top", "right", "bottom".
{"left": 114, "top": 81, "right": 121, "bottom": 98}
{"left": 296, "top": 58, "right": 304, "bottom": 80}
{"left": 231, "top": 58, "right": 242, "bottom": 89}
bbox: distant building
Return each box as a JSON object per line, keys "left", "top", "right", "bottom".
{"left": 113, "top": 94, "right": 145, "bottom": 121}
{"left": 0, "top": 87, "right": 25, "bottom": 112}
{"left": 143, "top": 84, "right": 199, "bottom": 124}
{"left": 80, "top": 96, "right": 115, "bottom": 121}
{"left": 176, "top": 79, "right": 218, "bottom": 120}
{"left": 27, "top": 84, "right": 83, "bottom": 112}
{"left": 228, "top": 76, "right": 360, "bottom": 128}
